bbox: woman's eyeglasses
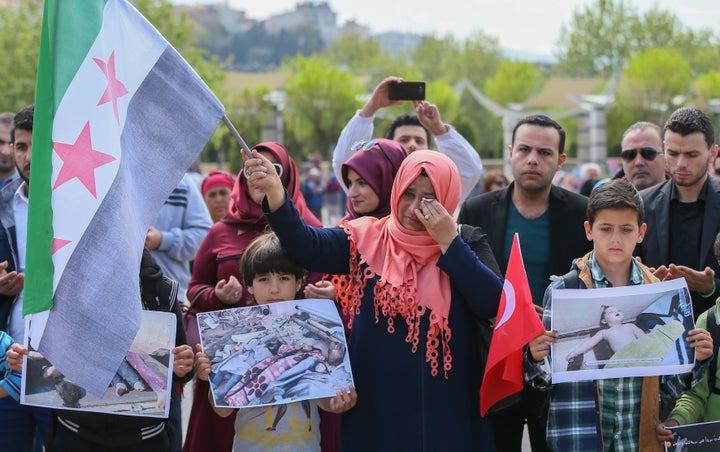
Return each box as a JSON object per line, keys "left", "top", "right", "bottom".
{"left": 351, "top": 140, "right": 396, "bottom": 172}
{"left": 620, "top": 147, "right": 660, "bottom": 162}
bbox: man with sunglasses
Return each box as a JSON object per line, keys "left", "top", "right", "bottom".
{"left": 639, "top": 107, "right": 720, "bottom": 319}
{"left": 620, "top": 122, "right": 668, "bottom": 191}
{"left": 332, "top": 76, "right": 482, "bottom": 203}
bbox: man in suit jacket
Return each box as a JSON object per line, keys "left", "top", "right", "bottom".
{"left": 458, "top": 114, "right": 591, "bottom": 452}
{"left": 639, "top": 106, "right": 720, "bottom": 319}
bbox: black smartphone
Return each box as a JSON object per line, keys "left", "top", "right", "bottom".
{"left": 388, "top": 81, "right": 426, "bottom": 101}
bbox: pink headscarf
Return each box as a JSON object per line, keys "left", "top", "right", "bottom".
{"left": 338, "top": 150, "right": 462, "bottom": 377}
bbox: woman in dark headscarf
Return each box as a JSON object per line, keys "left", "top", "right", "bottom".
{"left": 340, "top": 138, "right": 407, "bottom": 222}
{"left": 183, "top": 142, "right": 321, "bottom": 452}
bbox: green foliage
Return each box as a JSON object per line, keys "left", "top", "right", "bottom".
{"left": 133, "top": 0, "right": 227, "bottom": 97}
{"left": 556, "top": 0, "right": 639, "bottom": 76}
{"left": 281, "top": 55, "right": 363, "bottom": 159}
{"left": 210, "top": 86, "right": 273, "bottom": 173}
{"left": 556, "top": 0, "right": 719, "bottom": 78}
{"left": 0, "top": 0, "right": 42, "bottom": 112}
{"left": 410, "top": 32, "right": 502, "bottom": 88}
{"left": 321, "top": 33, "right": 404, "bottom": 82}
{"left": 484, "top": 60, "right": 544, "bottom": 106}
{"left": 618, "top": 47, "right": 691, "bottom": 121}
{"left": 697, "top": 71, "right": 720, "bottom": 102}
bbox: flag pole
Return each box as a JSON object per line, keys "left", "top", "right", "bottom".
{"left": 222, "top": 114, "right": 253, "bottom": 160}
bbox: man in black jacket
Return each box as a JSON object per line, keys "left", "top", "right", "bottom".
{"left": 638, "top": 107, "right": 720, "bottom": 319}
{"left": 458, "top": 114, "right": 591, "bottom": 452}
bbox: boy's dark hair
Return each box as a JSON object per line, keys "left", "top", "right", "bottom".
{"left": 240, "top": 232, "right": 306, "bottom": 288}
{"left": 511, "top": 114, "right": 566, "bottom": 154}
{"left": 664, "top": 106, "right": 715, "bottom": 149}
{"left": 587, "top": 179, "right": 644, "bottom": 226}
{"left": 11, "top": 104, "right": 34, "bottom": 143}
{"left": 384, "top": 114, "right": 432, "bottom": 147}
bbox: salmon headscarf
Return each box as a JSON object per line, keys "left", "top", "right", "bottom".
{"left": 340, "top": 139, "right": 407, "bottom": 221}
{"left": 338, "top": 150, "right": 462, "bottom": 377}
{"left": 224, "top": 142, "right": 322, "bottom": 228}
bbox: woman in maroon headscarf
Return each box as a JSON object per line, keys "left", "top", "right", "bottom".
{"left": 183, "top": 142, "right": 321, "bottom": 452}
{"left": 341, "top": 138, "right": 408, "bottom": 222}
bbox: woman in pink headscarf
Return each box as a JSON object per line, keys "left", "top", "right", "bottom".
{"left": 183, "top": 142, "right": 321, "bottom": 452}
{"left": 246, "top": 149, "right": 502, "bottom": 451}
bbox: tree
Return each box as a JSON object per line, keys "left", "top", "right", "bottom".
{"left": 697, "top": 71, "right": 720, "bottom": 103}
{"left": 556, "top": 0, "right": 719, "bottom": 77}
{"left": 211, "top": 86, "right": 273, "bottom": 173}
{"left": 617, "top": 47, "right": 691, "bottom": 124}
{"left": 411, "top": 35, "right": 462, "bottom": 82}
{"left": 556, "top": 0, "right": 639, "bottom": 76}
{"left": 282, "top": 55, "right": 362, "bottom": 160}
{"left": 0, "top": 0, "right": 42, "bottom": 112}
{"left": 452, "top": 32, "right": 502, "bottom": 88}
{"left": 133, "top": 0, "right": 227, "bottom": 95}
{"left": 484, "top": 60, "right": 543, "bottom": 106}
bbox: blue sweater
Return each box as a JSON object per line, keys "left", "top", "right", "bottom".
{"left": 265, "top": 195, "right": 502, "bottom": 451}
{"left": 150, "top": 174, "right": 211, "bottom": 302}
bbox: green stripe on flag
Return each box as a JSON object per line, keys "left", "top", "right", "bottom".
{"left": 25, "top": 0, "right": 107, "bottom": 315}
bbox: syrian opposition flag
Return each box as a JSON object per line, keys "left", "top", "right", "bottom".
{"left": 24, "top": 0, "right": 224, "bottom": 395}
{"left": 479, "top": 233, "right": 545, "bottom": 416}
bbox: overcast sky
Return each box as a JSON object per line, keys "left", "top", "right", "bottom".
{"left": 183, "top": 0, "right": 719, "bottom": 57}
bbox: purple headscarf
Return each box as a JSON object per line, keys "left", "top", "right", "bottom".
{"left": 341, "top": 138, "right": 408, "bottom": 221}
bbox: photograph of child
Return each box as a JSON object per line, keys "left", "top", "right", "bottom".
{"left": 551, "top": 278, "right": 696, "bottom": 383}
{"left": 197, "top": 298, "right": 353, "bottom": 409}
{"left": 21, "top": 310, "right": 175, "bottom": 418}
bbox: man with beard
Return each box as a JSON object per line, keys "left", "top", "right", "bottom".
{"left": 0, "top": 104, "right": 51, "bottom": 450}
{"left": 0, "top": 112, "right": 18, "bottom": 190}
{"left": 458, "top": 114, "right": 591, "bottom": 451}
{"left": 620, "top": 121, "right": 668, "bottom": 191}
{"left": 639, "top": 107, "right": 720, "bottom": 318}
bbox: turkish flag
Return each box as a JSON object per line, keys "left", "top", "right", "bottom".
{"left": 480, "top": 233, "right": 545, "bottom": 416}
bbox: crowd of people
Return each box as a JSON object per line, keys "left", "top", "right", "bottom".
{"left": 1, "top": 77, "right": 720, "bottom": 452}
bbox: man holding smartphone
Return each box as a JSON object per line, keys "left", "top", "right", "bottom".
{"left": 331, "top": 76, "right": 483, "bottom": 203}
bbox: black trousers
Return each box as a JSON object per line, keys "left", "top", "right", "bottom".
{"left": 487, "top": 386, "right": 551, "bottom": 452}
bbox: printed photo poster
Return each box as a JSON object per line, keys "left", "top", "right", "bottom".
{"left": 665, "top": 420, "right": 720, "bottom": 451}
{"left": 550, "top": 278, "right": 695, "bottom": 384}
{"left": 21, "top": 311, "right": 175, "bottom": 418}
{"left": 197, "top": 298, "right": 354, "bottom": 409}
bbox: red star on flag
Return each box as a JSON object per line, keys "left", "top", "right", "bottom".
{"left": 53, "top": 121, "right": 116, "bottom": 198}
{"left": 94, "top": 51, "right": 128, "bottom": 124}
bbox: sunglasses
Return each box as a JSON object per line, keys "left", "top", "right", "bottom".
{"left": 491, "top": 180, "right": 507, "bottom": 186}
{"left": 243, "top": 162, "right": 283, "bottom": 179}
{"left": 620, "top": 147, "right": 660, "bottom": 162}
{"left": 351, "top": 140, "right": 397, "bottom": 172}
